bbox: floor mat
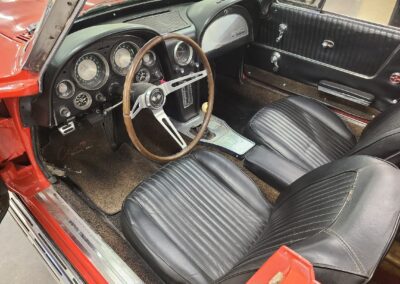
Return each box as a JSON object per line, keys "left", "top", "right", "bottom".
{"left": 44, "top": 125, "right": 160, "bottom": 215}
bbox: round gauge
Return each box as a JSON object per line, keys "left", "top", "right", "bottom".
{"left": 174, "top": 41, "right": 193, "bottom": 66}
{"left": 73, "top": 52, "right": 109, "bottom": 90}
{"left": 73, "top": 92, "right": 93, "bottom": 110}
{"left": 142, "top": 50, "right": 157, "bottom": 67}
{"left": 56, "top": 80, "right": 75, "bottom": 99}
{"left": 135, "top": 68, "right": 151, "bottom": 82}
{"left": 111, "top": 41, "right": 139, "bottom": 76}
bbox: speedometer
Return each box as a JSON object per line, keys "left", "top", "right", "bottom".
{"left": 73, "top": 52, "right": 109, "bottom": 90}
{"left": 174, "top": 41, "right": 193, "bottom": 66}
{"left": 111, "top": 41, "right": 139, "bottom": 76}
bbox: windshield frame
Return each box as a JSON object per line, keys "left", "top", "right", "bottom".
{"left": 23, "top": 0, "right": 87, "bottom": 91}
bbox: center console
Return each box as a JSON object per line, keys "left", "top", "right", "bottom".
{"left": 174, "top": 113, "right": 255, "bottom": 157}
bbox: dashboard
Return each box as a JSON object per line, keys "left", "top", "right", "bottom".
{"left": 53, "top": 34, "right": 166, "bottom": 122}
{"left": 34, "top": 0, "right": 255, "bottom": 127}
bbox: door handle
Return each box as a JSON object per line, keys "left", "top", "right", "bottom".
{"left": 276, "top": 24, "right": 288, "bottom": 43}
{"left": 322, "top": 40, "right": 335, "bottom": 49}
{"left": 271, "top": 52, "right": 281, "bottom": 72}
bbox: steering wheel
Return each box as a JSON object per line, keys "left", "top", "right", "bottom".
{"left": 122, "top": 34, "right": 214, "bottom": 163}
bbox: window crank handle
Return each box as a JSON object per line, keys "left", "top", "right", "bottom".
{"left": 270, "top": 52, "right": 281, "bottom": 72}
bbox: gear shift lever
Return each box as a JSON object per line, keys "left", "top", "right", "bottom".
{"left": 190, "top": 102, "right": 215, "bottom": 139}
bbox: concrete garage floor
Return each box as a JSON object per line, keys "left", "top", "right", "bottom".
{"left": 0, "top": 213, "right": 56, "bottom": 284}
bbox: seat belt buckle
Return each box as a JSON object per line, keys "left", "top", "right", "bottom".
{"left": 246, "top": 246, "right": 319, "bottom": 284}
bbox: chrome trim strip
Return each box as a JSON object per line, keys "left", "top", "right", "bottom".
{"left": 318, "top": 85, "right": 372, "bottom": 106}
{"left": 337, "top": 113, "right": 368, "bottom": 128}
{"left": 252, "top": 43, "right": 372, "bottom": 79}
{"left": 34, "top": 187, "right": 143, "bottom": 284}
{"left": 9, "top": 192, "right": 83, "bottom": 284}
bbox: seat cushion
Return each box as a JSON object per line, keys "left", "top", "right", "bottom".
{"left": 121, "top": 150, "right": 272, "bottom": 284}
{"left": 245, "top": 96, "right": 356, "bottom": 171}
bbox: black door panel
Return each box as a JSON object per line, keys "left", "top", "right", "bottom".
{"left": 259, "top": 2, "right": 400, "bottom": 76}
{"left": 246, "top": 43, "right": 400, "bottom": 110}
{"left": 247, "top": 2, "right": 400, "bottom": 110}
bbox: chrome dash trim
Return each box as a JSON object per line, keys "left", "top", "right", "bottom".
{"left": 9, "top": 192, "right": 83, "bottom": 284}
{"left": 34, "top": 187, "right": 143, "bottom": 284}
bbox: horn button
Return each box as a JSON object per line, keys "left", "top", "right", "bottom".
{"left": 147, "top": 88, "right": 166, "bottom": 109}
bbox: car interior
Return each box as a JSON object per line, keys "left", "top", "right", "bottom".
{"left": 19, "top": 0, "right": 400, "bottom": 282}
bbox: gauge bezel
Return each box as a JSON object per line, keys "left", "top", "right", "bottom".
{"left": 174, "top": 41, "right": 194, "bottom": 66}
{"left": 110, "top": 41, "right": 140, "bottom": 76}
{"left": 73, "top": 92, "right": 93, "bottom": 110}
{"left": 142, "top": 50, "right": 157, "bottom": 67}
{"left": 56, "top": 79, "right": 75, "bottom": 99}
{"left": 135, "top": 68, "right": 151, "bottom": 83}
{"left": 73, "top": 52, "right": 110, "bottom": 90}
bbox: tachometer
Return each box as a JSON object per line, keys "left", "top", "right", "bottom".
{"left": 174, "top": 41, "right": 193, "bottom": 66}
{"left": 111, "top": 41, "right": 139, "bottom": 76}
{"left": 73, "top": 52, "right": 109, "bottom": 90}
{"left": 142, "top": 50, "right": 157, "bottom": 67}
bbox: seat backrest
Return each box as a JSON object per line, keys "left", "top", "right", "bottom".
{"left": 218, "top": 156, "right": 400, "bottom": 284}
{"left": 350, "top": 104, "right": 400, "bottom": 163}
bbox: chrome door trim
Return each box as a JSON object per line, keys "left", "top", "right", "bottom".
{"left": 34, "top": 186, "right": 143, "bottom": 284}
{"left": 9, "top": 192, "right": 83, "bottom": 284}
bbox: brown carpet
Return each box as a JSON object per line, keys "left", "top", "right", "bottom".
{"left": 65, "top": 142, "right": 159, "bottom": 215}
{"left": 43, "top": 124, "right": 160, "bottom": 215}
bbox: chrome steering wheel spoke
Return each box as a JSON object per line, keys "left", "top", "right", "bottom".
{"left": 130, "top": 93, "right": 147, "bottom": 119}
{"left": 160, "top": 70, "right": 207, "bottom": 95}
{"left": 152, "top": 109, "right": 187, "bottom": 149}
{"left": 129, "top": 70, "right": 206, "bottom": 149}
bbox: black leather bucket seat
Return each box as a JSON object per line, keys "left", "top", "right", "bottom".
{"left": 121, "top": 150, "right": 400, "bottom": 284}
{"left": 246, "top": 96, "right": 400, "bottom": 170}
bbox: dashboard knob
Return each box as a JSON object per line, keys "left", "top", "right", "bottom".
{"left": 174, "top": 65, "right": 185, "bottom": 74}
{"left": 153, "top": 70, "right": 163, "bottom": 80}
{"left": 190, "top": 61, "right": 200, "bottom": 69}
{"left": 59, "top": 106, "right": 71, "bottom": 118}
{"left": 95, "top": 93, "right": 107, "bottom": 102}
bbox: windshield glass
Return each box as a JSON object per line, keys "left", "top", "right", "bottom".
{"left": 80, "top": 0, "right": 152, "bottom": 16}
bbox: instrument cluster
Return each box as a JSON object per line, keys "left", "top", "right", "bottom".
{"left": 53, "top": 35, "right": 164, "bottom": 124}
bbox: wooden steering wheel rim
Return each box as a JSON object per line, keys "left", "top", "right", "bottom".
{"left": 122, "top": 33, "right": 214, "bottom": 163}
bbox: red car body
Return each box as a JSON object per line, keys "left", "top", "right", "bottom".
{"left": 0, "top": 1, "right": 126, "bottom": 282}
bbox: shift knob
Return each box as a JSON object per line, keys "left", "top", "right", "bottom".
{"left": 201, "top": 102, "right": 208, "bottom": 113}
